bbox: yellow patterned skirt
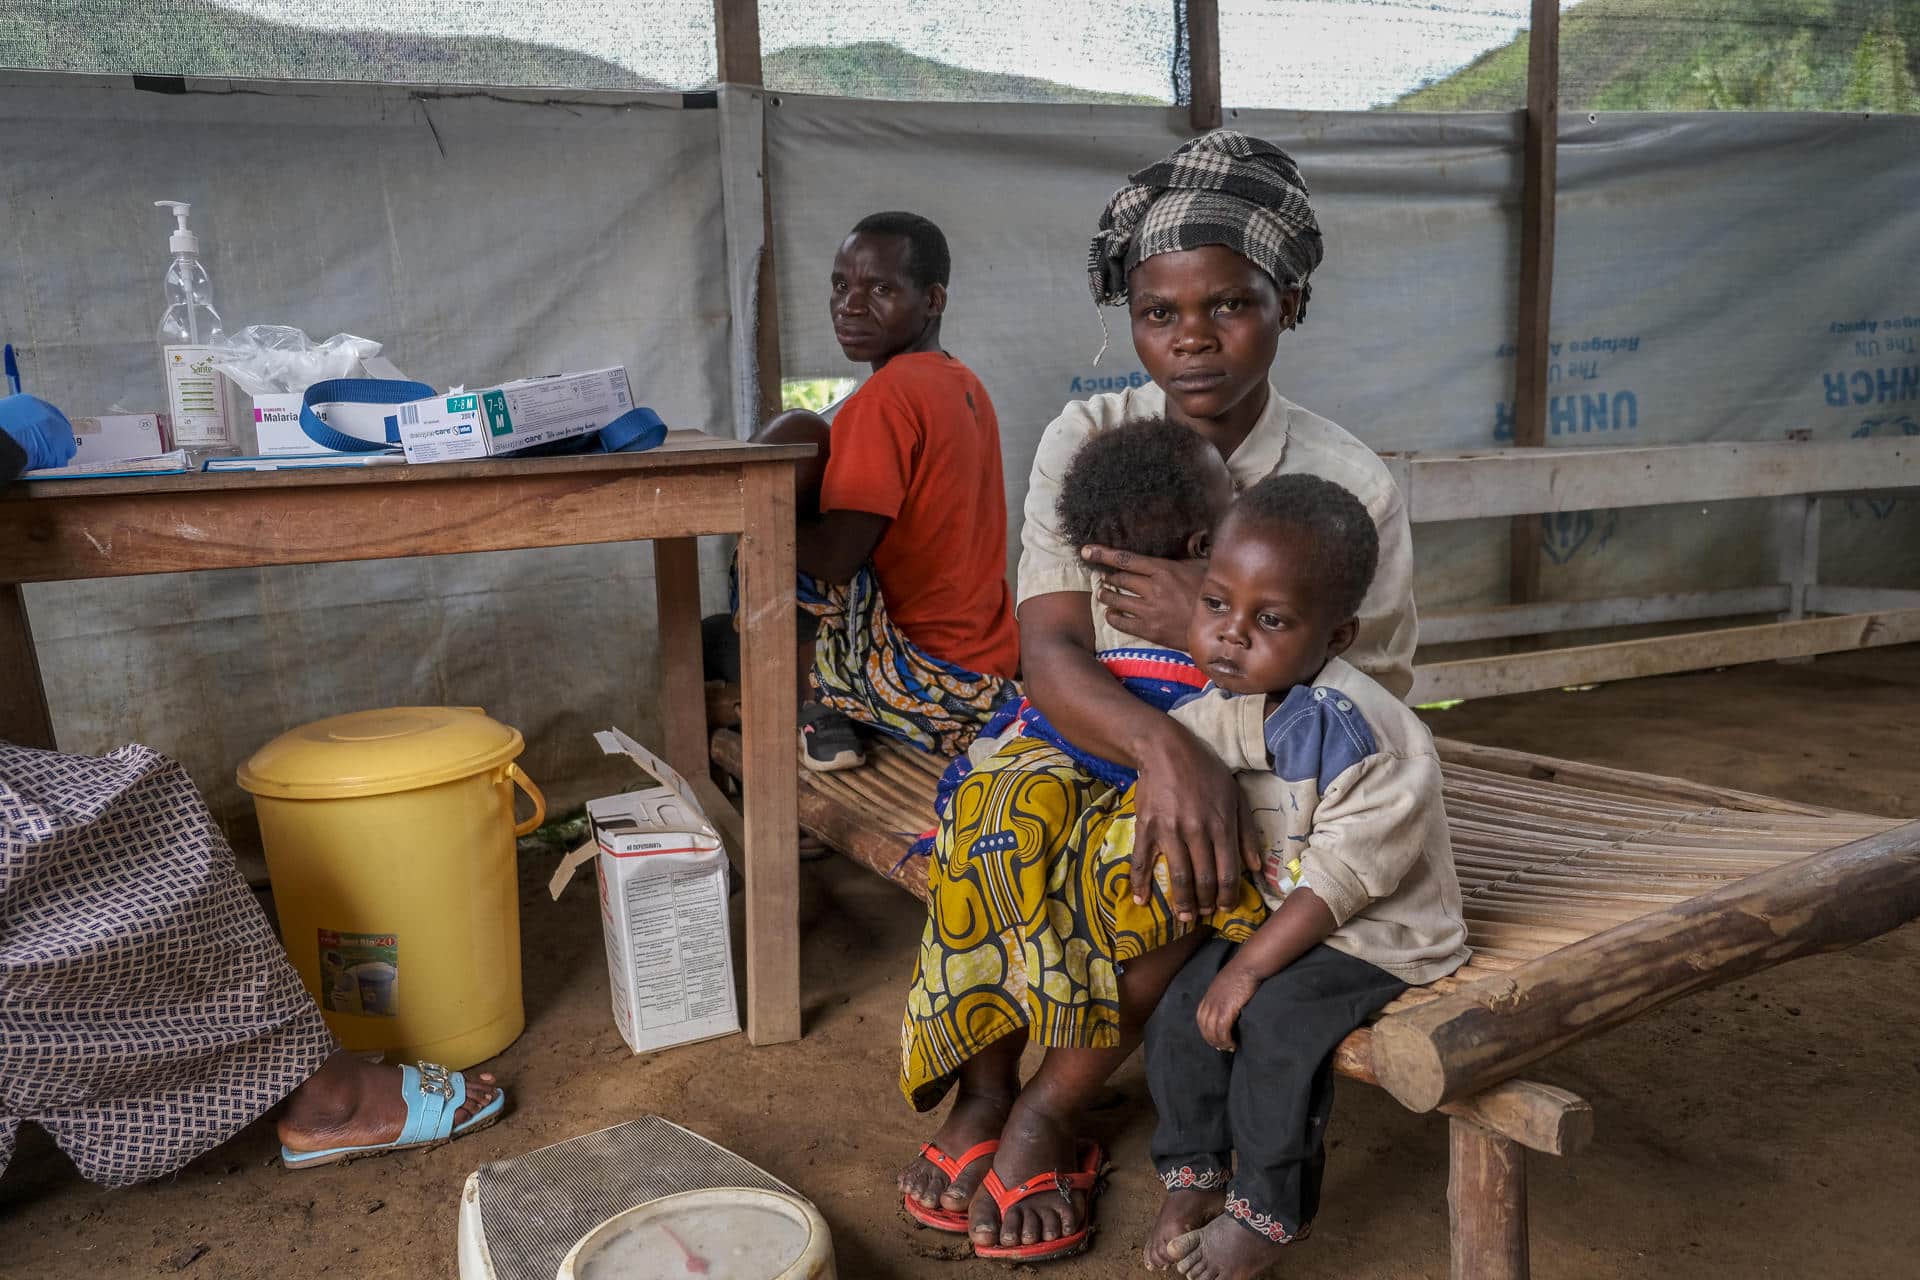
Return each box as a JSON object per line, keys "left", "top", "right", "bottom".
{"left": 900, "top": 734, "right": 1269, "bottom": 1111}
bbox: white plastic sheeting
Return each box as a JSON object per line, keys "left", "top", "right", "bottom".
{"left": 0, "top": 73, "right": 735, "bottom": 826}
{"left": 1541, "top": 112, "right": 1920, "bottom": 601}
{"left": 5, "top": 76, "right": 1918, "bottom": 827}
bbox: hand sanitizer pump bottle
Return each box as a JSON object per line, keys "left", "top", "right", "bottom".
{"left": 155, "top": 200, "right": 233, "bottom": 459}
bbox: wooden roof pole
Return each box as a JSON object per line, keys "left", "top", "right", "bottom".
{"left": 1185, "top": 0, "right": 1222, "bottom": 133}
{"left": 714, "top": 0, "right": 762, "bottom": 85}
{"left": 715, "top": 0, "right": 784, "bottom": 425}
{"left": 1508, "top": 0, "right": 1560, "bottom": 606}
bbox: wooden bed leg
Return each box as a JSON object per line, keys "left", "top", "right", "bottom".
{"left": 1448, "top": 1117, "right": 1529, "bottom": 1280}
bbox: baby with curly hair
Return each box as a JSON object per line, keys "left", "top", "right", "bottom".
{"left": 1054, "top": 414, "right": 1235, "bottom": 564}
{"left": 908, "top": 416, "right": 1230, "bottom": 856}
{"left": 1015, "top": 416, "right": 1237, "bottom": 782}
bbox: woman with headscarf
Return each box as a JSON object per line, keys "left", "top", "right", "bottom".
{"left": 895, "top": 131, "right": 1417, "bottom": 1263}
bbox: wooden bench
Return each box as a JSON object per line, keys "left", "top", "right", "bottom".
{"left": 712, "top": 729, "right": 1920, "bottom": 1277}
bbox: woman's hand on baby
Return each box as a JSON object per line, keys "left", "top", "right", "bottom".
{"left": 1197, "top": 965, "right": 1260, "bottom": 1051}
{"left": 1130, "top": 723, "right": 1263, "bottom": 922}
{"left": 1081, "top": 546, "right": 1205, "bottom": 650}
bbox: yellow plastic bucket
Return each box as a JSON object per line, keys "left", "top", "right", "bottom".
{"left": 238, "top": 707, "right": 545, "bottom": 1069}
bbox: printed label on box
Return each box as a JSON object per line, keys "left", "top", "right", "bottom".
{"left": 483, "top": 390, "right": 513, "bottom": 436}
{"left": 623, "top": 865, "right": 732, "bottom": 1030}
{"left": 318, "top": 929, "right": 399, "bottom": 1017}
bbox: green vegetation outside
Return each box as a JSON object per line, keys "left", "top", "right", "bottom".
{"left": 782, "top": 377, "right": 857, "bottom": 414}
{"left": 4, "top": 0, "right": 663, "bottom": 88}
{"left": 3, "top": 6, "right": 1158, "bottom": 103}
{"left": 1393, "top": 0, "right": 1919, "bottom": 113}
{"left": 6, "top": 4, "right": 1912, "bottom": 119}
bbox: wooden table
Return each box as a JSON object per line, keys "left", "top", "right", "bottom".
{"left": 0, "top": 431, "right": 812, "bottom": 1044}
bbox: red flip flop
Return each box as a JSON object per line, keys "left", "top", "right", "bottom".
{"left": 971, "top": 1139, "right": 1107, "bottom": 1263}
{"left": 903, "top": 1138, "right": 999, "bottom": 1232}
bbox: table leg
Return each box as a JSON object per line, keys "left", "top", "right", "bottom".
{"left": 652, "top": 537, "right": 710, "bottom": 781}
{"left": 736, "top": 463, "right": 801, "bottom": 1044}
{"left": 1, "top": 584, "right": 55, "bottom": 749}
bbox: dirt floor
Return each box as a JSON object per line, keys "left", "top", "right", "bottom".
{"left": 5, "top": 645, "right": 1919, "bottom": 1278}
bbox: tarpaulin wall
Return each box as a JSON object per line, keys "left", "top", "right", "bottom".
{"left": 768, "top": 96, "right": 1920, "bottom": 620}
{"left": 5, "top": 75, "right": 1919, "bottom": 829}
{"left": 1543, "top": 111, "right": 1920, "bottom": 600}
{"left": 0, "top": 72, "right": 735, "bottom": 828}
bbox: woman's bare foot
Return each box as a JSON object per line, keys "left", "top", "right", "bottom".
{"left": 897, "top": 1086, "right": 1012, "bottom": 1215}
{"left": 1173, "top": 1212, "right": 1290, "bottom": 1280}
{"left": 1146, "top": 1187, "right": 1228, "bottom": 1268}
{"left": 969, "top": 1094, "right": 1086, "bottom": 1250}
{"left": 277, "top": 1050, "right": 501, "bottom": 1154}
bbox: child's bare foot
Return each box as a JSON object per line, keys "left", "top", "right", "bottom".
{"left": 1173, "top": 1211, "right": 1291, "bottom": 1279}
{"left": 1146, "top": 1187, "right": 1227, "bottom": 1268}
{"left": 897, "top": 1087, "right": 1012, "bottom": 1216}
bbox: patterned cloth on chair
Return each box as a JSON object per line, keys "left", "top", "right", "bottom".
{"left": 799, "top": 567, "right": 1016, "bottom": 758}
{"left": 0, "top": 742, "right": 335, "bottom": 1187}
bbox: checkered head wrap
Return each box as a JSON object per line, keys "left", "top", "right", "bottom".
{"left": 1088, "top": 130, "right": 1323, "bottom": 322}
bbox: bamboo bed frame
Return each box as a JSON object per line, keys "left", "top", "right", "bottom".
{"left": 712, "top": 728, "right": 1920, "bottom": 1277}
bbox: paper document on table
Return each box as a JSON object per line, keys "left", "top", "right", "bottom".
{"left": 202, "top": 453, "right": 407, "bottom": 472}
{"left": 24, "top": 450, "right": 191, "bottom": 479}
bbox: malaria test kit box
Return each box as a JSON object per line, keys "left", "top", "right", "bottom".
{"left": 547, "top": 727, "right": 739, "bottom": 1054}
{"left": 396, "top": 367, "right": 634, "bottom": 464}
{"left": 222, "top": 355, "right": 421, "bottom": 456}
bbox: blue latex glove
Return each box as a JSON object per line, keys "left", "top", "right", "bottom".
{"left": 0, "top": 394, "right": 77, "bottom": 470}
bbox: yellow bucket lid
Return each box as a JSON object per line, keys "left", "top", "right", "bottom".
{"left": 238, "top": 707, "right": 526, "bottom": 800}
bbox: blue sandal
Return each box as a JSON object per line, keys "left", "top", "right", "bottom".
{"left": 281, "top": 1061, "right": 506, "bottom": 1170}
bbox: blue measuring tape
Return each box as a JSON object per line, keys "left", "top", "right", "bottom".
{"left": 299, "top": 378, "right": 436, "bottom": 453}
{"left": 299, "top": 379, "right": 668, "bottom": 456}
{"left": 583, "top": 406, "right": 669, "bottom": 454}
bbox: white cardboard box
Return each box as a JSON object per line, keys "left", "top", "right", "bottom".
{"left": 247, "top": 392, "right": 316, "bottom": 455}
{"left": 548, "top": 728, "right": 740, "bottom": 1054}
{"left": 221, "top": 356, "right": 420, "bottom": 456}
{"left": 69, "top": 413, "right": 168, "bottom": 463}
{"left": 397, "top": 367, "right": 633, "bottom": 464}
{"left": 244, "top": 392, "right": 380, "bottom": 456}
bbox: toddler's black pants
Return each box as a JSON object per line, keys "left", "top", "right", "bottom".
{"left": 1145, "top": 935, "right": 1406, "bottom": 1245}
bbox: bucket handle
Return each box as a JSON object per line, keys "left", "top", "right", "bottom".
{"left": 508, "top": 763, "right": 548, "bottom": 837}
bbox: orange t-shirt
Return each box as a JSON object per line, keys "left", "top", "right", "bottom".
{"left": 820, "top": 351, "right": 1019, "bottom": 679}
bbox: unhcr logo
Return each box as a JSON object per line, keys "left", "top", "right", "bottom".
{"left": 1494, "top": 391, "right": 1639, "bottom": 441}
{"left": 1824, "top": 365, "right": 1920, "bottom": 407}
